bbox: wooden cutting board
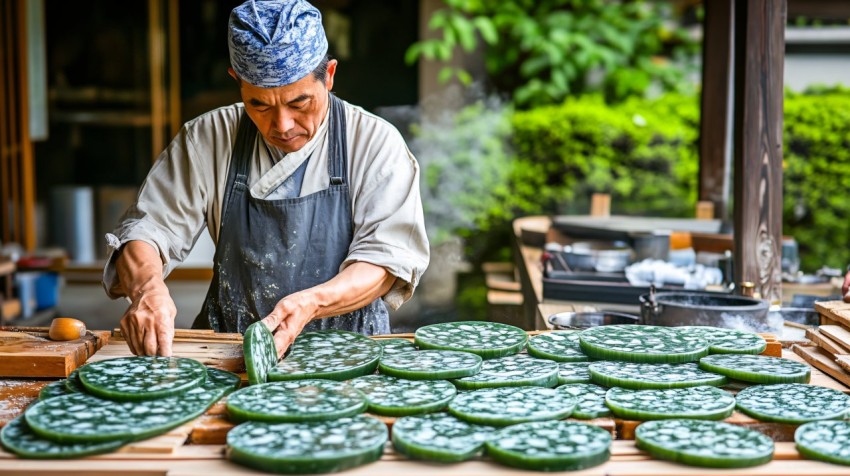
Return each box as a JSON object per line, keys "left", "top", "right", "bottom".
{"left": 0, "top": 327, "right": 109, "bottom": 378}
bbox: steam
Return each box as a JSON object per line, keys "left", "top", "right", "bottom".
{"left": 378, "top": 84, "right": 515, "bottom": 246}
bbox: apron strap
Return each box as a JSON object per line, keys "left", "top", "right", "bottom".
{"left": 221, "top": 111, "right": 256, "bottom": 224}
{"left": 328, "top": 94, "right": 348, "bottom": 186}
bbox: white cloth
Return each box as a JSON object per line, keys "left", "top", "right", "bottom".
{"left": 103, "top": 98, "right": 430, "bottom": 310}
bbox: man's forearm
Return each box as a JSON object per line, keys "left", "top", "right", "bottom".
{"left": 115, "top": 241, "right": 167, "bottom": 298}
{"left": 298, "top": 262, "right": 396, "bottom": 319}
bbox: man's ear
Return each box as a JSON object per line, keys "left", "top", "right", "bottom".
{"left": 227, "top": 67, "right": 240, "bottom": 83}
{"left": 325, "top": 59, "right": 338, "bottom": 91}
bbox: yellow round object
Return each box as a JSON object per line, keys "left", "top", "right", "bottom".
{"left": 48, "top": 317, "right": 87, "bottom": 341}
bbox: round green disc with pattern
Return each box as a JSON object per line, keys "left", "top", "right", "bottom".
{"left": 486, "top": 420, "right": 611, "bottom": 471}
{"left": 448, "top": 386, "right": 576, "bottom": 426}
{"left": 579, "top": 325, "right": 709, "bottom": 363}
{"left": 606, "top": 386, "right": 736, "bottom": 421}
{"left": 636, "top": 419, "right": 774, "bottom": 468}
{"left": 78, "top": 356, "right": 207, "bottom": 401}
{"left": 557, "top": 384, "right": 610, "bottom": 419}
{"left": 589, "top": 361, "right": 727, "bottom": 390}
{"left": 795, "top": 421, "right": 850, "bottom": 465}
{"left": 678, "top": 326, "right": 766, "bottom": 354}
{"left": 268, "top": 330, "right": 382, "bottom": 382}
{"left": 558, "top": 362, "right": 593, "bottom": 384}
{"left": 452, "top": 354, "right": 559, "bottom": 390}
{"left": 391, "top": 413, "right": 494, "bottom": 462}
{"left": 64, "top": 369, "right": 86, "bottom": 393}
{"left": 699, "top": 354, "right": 810, "bottom": 384}
{"left": 736, "top": 383, "right": 850, "bottom": 424}
{"left": 350, "top": 375, "right": 456, "bottom": 416}
{"left": 244, "top": 321, "right": 278, "bottom": 385}
{"left": 527, "top": 332, "right": 588, "bottom": 362}
{"left": 0, "top": 416, "right": 127, "bottom": 459}
{"left": 377, "top": 338, "right": 417, "bottom": 355}
{"left": 206, "top": 367, "right": 242, "bottom": 393}
{"left": 39, "top": 380, "right": 75, "bottom": 401}
{"left": 378, "top": 350, "right": 482, "bottom": 380}
{"left": 25, "top": 382, "right": 225, "bottom": 443}
{"left": 226, "top": 379, "right": 366, "bottom": 423}
{"left": 226, "top": 416, "right": 387, "bottom": 474}
{"left": 414, "top": 321, "right": 527, "bottom": 359}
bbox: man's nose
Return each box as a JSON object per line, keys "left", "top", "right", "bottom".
{"left": 273, "top": 108, "right": 296, "bottom": 132}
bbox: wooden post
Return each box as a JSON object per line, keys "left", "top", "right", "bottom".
{"left": 732, "top": 0, "right": 786, "bottom": 304}
{"left": 698, "top": 0, "right": 734, "bottom": 221}
{"left": 148, "top": 0, "right": 165, "bottom": 161}
{"left": 17, "top": 0, "right": 36, "bottom": 251}
{"left": 696, "top": 201, "right": 715, "bottom": 220}
{"left": 590, "top": 193, "right": 611, "bottom": 218}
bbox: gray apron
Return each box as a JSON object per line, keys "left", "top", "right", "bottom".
{"left": 192, "top": 94, "right": 390, "bottom": 335}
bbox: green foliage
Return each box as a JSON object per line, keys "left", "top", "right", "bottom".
{"left": 783, "top": 87, "right": 850, "bottom": 271}
{"left": 405, "top": 0, "right": 699, "bottom": 107}
{"left": 414, "top": 88, "right": 850, "bottom": 275}
{"left": 509, "top": 93, "right": 700, "bottom": 218}
{"left": 410, "top": 97, "right": 520, "bottom": 246}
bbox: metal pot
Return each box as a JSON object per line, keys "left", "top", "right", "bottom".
{"left": 639, "top": 290, "right": 771, "bottom": 332}
{"left": 548, "top": 311, "right": 639, "bottom": 330}
{"left": 561, "top": 241, "right": 633, "bottom": 273}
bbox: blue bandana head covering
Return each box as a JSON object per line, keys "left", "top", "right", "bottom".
{"left": 228, "top": 0, "right": 328, "bottom": 88}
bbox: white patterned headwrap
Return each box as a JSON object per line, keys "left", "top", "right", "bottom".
{"left": 228, "top": 0, "right": 328, "bottom": 88}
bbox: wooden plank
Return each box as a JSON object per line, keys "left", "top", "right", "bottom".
{"left": 793, "top": 344, "right": 850, "bottom": 389}
{"left": 87, "top": 341, "right": 245, "bottom": 373}
{"left": 118, "top": 422, "right": 192, "bottom": 454}
{"left": 0, "top": 379, "right": 47, "bottom": 427}
{"left": 805, "top": 328, "right": 848, "bottom": 357}
{"left": 112, "top": 329, "right": 242, "bottom": 343}
{"left": 835, "top": 355, "right": 850, "bottom": 374}
{"left": 783, "top": 347, "right": 850, "bottom": 393}
{"left": 698, "top": 0, "right": 733, "bottom": 220}
{"left": 814, "top": 300, "right": 850, "bottom": 317}
{"left": 617, "top": 411, "right": 798, "bottom": 442}
{"left": 189, "top": 415, "right": 232, "bottom": 445}
{"left": 0, "top": 335, "right": 98, "bottom": 377}
{"left": 831, "top": 309, "right": 850, "bottom": 329}
{"left": 16, "top": 0, "right": 35, "bottom": 251}
{"left": 732, "top": 0, "right": 786, "bottom": 304}
{"left": 819, "top": 325, "right": 850, "bottom": 352}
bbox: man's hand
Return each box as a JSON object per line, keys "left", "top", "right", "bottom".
{"left": 261, "top": 295, "right": 316, "bottom": 359}
{"left": 260, "top": 262, "right": 397, "bottom": 359}
{"left": 843, "top": 270, "right": 850, "bottom": 303}
{"left": 120, "top": 283, "right": 177, "bottom": 356}
{"left": 114, "top": 241, "right": 176, "bottom": 356}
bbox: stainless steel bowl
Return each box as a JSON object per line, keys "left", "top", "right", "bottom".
{"left": 560, "top": 241, "right": 633, "bottom": 273}
{"left": 548, "top": 311, "right": 639, "bottom": 330}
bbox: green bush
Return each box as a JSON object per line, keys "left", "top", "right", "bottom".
{"left": 503, "top": 89, "right": 850, "bottom": 272}
{"left": 510, "top": 93, "right": 699, "bottom": 218}
{"left": 783, "top": 88, "right": 850, "bottom": 271}
{"left": 412, "top": 89, "right": 850, "bottom": 273}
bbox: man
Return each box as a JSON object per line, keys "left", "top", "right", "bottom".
{"left": 103, "top": 0, "right": 429, "bottom": 358}
{"left": 844, "top": 268, "right": 850, "bottom": 302}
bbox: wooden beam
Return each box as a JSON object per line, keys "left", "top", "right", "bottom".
{"left": 149, "top": 0, "right": 165, "bottom": 161}
{"left": 168, "top": 0, "right": 181, "bottom": 138}
{"left": 698, "top": 0, "right": 734, "bottom": 220}
{"left": 17, "top": 0, "right": 35, "bottom": 251}
{"left": 3, "top": 0, "right": 20, "bottom": 244}
{"left": 0, "top": 1, "right": 10, "bottom": 244}
{"left": 732, "top": 0, "right": 786, "bottom": 304}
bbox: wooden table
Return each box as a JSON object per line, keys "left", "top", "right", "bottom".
{"left": 3, "top": 330, "right": 850, "bottom": 475}
{"left": 512, "top": 216, "right": 843, "bottom": 330}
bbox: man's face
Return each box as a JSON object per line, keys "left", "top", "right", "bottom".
{"left": 231, "top": 60, "right": 337, "bottom": 154}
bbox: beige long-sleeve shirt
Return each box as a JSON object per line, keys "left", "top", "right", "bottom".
{"left": 103, "top": 98, "right": 430, "bottom": 310}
